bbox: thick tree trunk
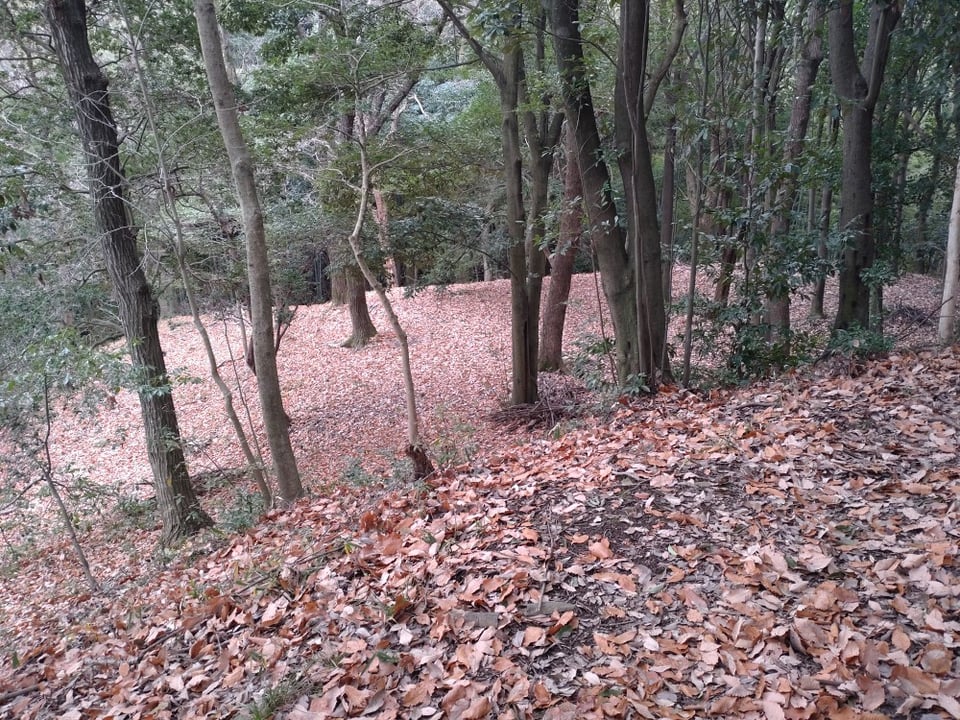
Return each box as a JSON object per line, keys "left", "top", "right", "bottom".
{"left": 939, "top": 152, "right": 960, "bottom": 345}
{"left": 828, "top": 0, "right": 902, "bottom": 331}
{"left": 343, "top": 264, "right": 377, "bottom": 347}
{"left": 195, "top": 0, "right": 303, "bottom": 504}
{"left": 540, "top": 124, "right": 582, "bottom": 372}
{"left": 616, "top": 0, "right": 672, "bottom": 386}
{"left": 45, "top": 0, "right": 211, "bottom": 544}
{"left": 551, "top": 0, "right": 639, "bottom": 384}
{"left": 834, "top": 103, "right": 875, "bottom": 330}
{"left": 330, "top": 266, "right": 348, "bottom": 305}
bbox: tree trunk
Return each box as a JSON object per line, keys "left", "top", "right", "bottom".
{"left": 347, "top": 132, "right": 434, "bottom": 479}
{"left": 330, "top": 266, "right": 348, "bottom": 305}
{"left": 518, "top": 9, "right": 563, "bottom": 392}
{"left": 616, "top": 0, "right": 672, "bottom": 386}
{"left": 551, "top": 0, "right": 639, "bottom": 384}
{"left": 372, "top": 187, "right": 401, "bottom": 287}
{"left": 45, "top": 0, "right": 211, "bottom": 544}
{"left": 812, "top": 183, "right": 833, "bottom": 319}
{"left": 540, "top": 123, "right": 582, "bottom": 372}
{"left": 439, "top": 0, "right": 536, "bottom": 403}
{"left": 343, "top": 264, "right": 377, "bottom": 347}
{"left": 765, "top": 0, "right": 824, "bottom": 348}
{"left": 501, "top": 44, "right": 537, "bottom": 404}
{"left": 194, "top": 0, "right": 303, "bottom": 504}
{"left": 660, "top": 119, "right": 677, "bottom": 303}
{"left": 828, "top": 0, "right": 902, "bottom": 331}
{"left": 117, "top": 1, "right": 273, "bottom": 508}
{"left": 939, "top": 152, "right": 960, "bottom": 345}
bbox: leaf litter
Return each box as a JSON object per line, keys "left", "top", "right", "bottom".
{"left": 0, "top": 271, "right": 957, "bottom": 719}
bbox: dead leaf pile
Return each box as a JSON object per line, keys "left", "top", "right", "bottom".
{"left": 1, "top": 342, "right": 957, "bottom": 719}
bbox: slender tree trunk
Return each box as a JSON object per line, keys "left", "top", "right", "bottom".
{"left": 520, "top": 9, "right": 564, "bottom": 388}
{"left": 551, "top": 0, "right": 640, "bottom": 384}
{"left": 436, "top": 0, "right": 540, "bottom": 404}
{"left": 812, "top": 184, "right": 833, "bottom": 318}
{"left": 118, "top": 0, "right": 272, "bottom": 506}
{"left": 501, "top": 44, "right": 536, "bottom": 404}
{"left": 765, "top": 0, "right": 824, "bottom": 349}
{"left": 939, "top": 152, "right": 960, "bottom": 345}
{"left": 335, "top": 110, "right": 377, "bottom": 338}
{"left": 540, "top": 123, "right": 583, "bottom": 372}
{"left": 660, "top": 119, "right": 677, "bottom": 304}
{"left": 45, "top": 0, "right": 211, "bottom": 544}
{"left": 41, "top": 378, "right": 99, "bottom": 592}
{"left": 347, "top": 133, "right": 434, "bottom": 479}
{"left": 195, "top": 0, "right": 303, "bottom": 504}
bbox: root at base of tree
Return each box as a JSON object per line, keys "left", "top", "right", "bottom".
{"left": 406, "top": 444, "right": 435, "bottom": 481}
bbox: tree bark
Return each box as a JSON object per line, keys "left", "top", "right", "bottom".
{"left": 540, "top": 123, "right": 583, "bottom": 372}
{"left": 939, "top": 152, "right": 960, "bottom": 345}
{"left": 518, "top": 10, "right": 564, "bottom": 395}
{"left": 551, "top": 0, "right": 640, "bottom": 384}
{"left": 343, "top": 264, "right": 377, "bottom": 347}
{"left": 828, "top": 0, "right": 902, "bottom": 331}
{"left": 117, "top": 0, "right": 272, "bottom": 507}
{"left": 660, "top": 119, "right": 677, "bottom": 303}
{"left": 194, "top": 0, "right": 303, "bottom": 504}
{"left": 765, "top": 0, "right": 824, "bottom": 348}
{"left": 346, "top": 131, "right": 433, "bottom": 479}
{"left": 501, "top": 44, "right": 537, "bottom": 404}
{"left": 616, "top": 0, "right": 673, "bottom": 386}
{"left": 45, "top": 0, "right": 211, "bottom": 544}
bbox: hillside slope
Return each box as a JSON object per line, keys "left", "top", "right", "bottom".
{"left": 0, "top": 272, "right": 956, "bottom": 719}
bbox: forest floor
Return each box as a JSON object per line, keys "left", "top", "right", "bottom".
{"left": 0, "top": 269, "right": 957, "bottom": 719}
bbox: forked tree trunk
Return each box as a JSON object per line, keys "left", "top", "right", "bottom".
{"left": 45, "top": 0, "right": 211, "bottom": 544}
{"left": 195, "top": 0, "right": 303, "bottom": 504}
{"left": 540, "top": 123, "right": 583, "bottom": 372}
{"left": 519, "top": 8, "right": 563, "bottom": 394}
{"left": 551, "top": 0, "right": 640, "bottom": 384}
{"left": 828, "top": 0, "right": 902, "bottom": 331}
{"left": 616, "top": 0, "right": 672, "bottom": 385}
{"left": 347, "top": 131, "right": 434, "bottom": 480}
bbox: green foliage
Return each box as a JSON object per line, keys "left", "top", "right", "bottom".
{"left": 220, "top": 488, "right": 266, "bottom": 533}
{"left": 568, "top": 334, "right": 617, "bottom": 392}
{"left": 829, "top": 326, "right": 893, "bottom": 361}
{"left": 723, "top": 321, "right": 819, "bottom": 385}
{"left": 390, "top": 199, "right": 494, "bottom": 288}
{"left": 243, "top": 674, "right": 314, "bottom": 720}
{"left": 115, "top": 495, "right": 158, "bottom": 531}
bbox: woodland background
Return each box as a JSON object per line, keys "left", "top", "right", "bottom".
{"left": 0, "top": 0, "right": 959, "bottom": 718}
